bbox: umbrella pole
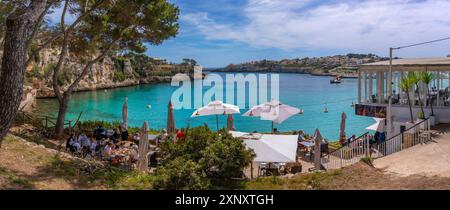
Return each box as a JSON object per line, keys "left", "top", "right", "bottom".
{"left": 216, "top": 114, "right": 219, "bottom": 131}
{"left": 271, "top": 121, "right": 274, "bottom": 133}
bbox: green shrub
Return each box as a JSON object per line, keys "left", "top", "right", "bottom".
{"left": 112, "top": 71, "right": 127, "bottom": 82}
{"left": 153, "top": 157, "right": 209, "bottom": 190}
{"left": 75, "top": 120, "right": 158, "bottom": 134}
{"left": 360, "top": 156, "right": 374, "bottom": 167}
{"left": 154, "top": 126, "right": 255, "bottom": 189}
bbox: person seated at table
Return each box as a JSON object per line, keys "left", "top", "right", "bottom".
{"left": 273, "top": 128, "right": 280, "bottom": 134}
{"left": 161, "top": 129, "right": 168, "bottom": 140}
{"left": 121, "top": 127, "right": 129, "bottom": 141}
{"left": 94, "top": 125, "right": 107, "bottom": 140}
{"left": 66, "top": 134, "right": 77, "bottom": 152}
{"left": 89, "top": 139, "right": 98, "bottom": 156}
{"left": 132, "top": 132, "right": 140, "bottom": 144}
{"left": 130, "top": 144, "right": 139, "bottom": 164}
{"left": 111, "top": 127, "right": 121, "bottom": 143}
{"left": 79, "top": 133, "right": 91, "bottom": 148}
{"left": 69, "top": 135, "right": 81, "bottom": 152}
{"left": 102, "top": 142, "right": 115, "bottom": 160}
{"left": 297, "top": 130, "right": 305, "bottom": 142}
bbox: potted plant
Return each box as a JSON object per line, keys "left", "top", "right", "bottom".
{"left": 420, "top": 72, "right": 437, "bottom": 125}
{"left": 418, "top": 111, "right": 425, "bottom": 120}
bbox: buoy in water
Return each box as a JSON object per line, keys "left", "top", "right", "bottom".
{"left": 323, "top": 107, "right": 328, "bottom": 113}
{"left": 146, "top": 104, "right": 152, "bottom": 109}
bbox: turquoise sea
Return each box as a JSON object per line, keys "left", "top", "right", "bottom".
{"left": 35, "top": 72, "right": 375, "bottom": 140}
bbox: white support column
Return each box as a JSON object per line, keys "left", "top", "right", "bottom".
{"left": 369, "top": 71, "right": 373, "bottom": 102}
{"left": 380, "top": 72, "right": 385, "bottom": 103}
{"left": 364, "top": 71, "right": 367, "bottom": 102}
{"left": 400, "top": 71, "right": 404, "bottom": 103}
{"left": 358, "top": 70, "right": 362, "bottom": 103}
{"left": 387, "top": 70, "right": 392, "bottom": 104}
{"left": 437, "top": 72, "right": 440, "bottom": 107}
{"left": 377, "top": 72, "right": 382, "bottom": 103}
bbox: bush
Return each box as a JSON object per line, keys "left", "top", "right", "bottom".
{"left": 360, "top": 156, "right": 374, "bottom": 167}
{"left": 75, "top": 120, "right": 158, "bottom": 134}
{"left": 154, "top": 126, "right": 255, "bottom": 189}
{"left": 153, "top": 157, "right": 209, "bottom": 190}
{"left": 112, "top": 71, "right": 127, "bottom": 82}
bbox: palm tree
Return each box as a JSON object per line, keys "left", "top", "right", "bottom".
{"left": 420, "top": 72, "right": 436, "bottom": 116}
{"left": 399, "top": 76, "right": 414, "bottom": 123}
{"left": 409, "top": 72, "right": 425, "bottom": 118}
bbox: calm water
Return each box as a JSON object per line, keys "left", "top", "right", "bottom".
{"left": 36, "top": 73, "right": 375, "bottom": 140}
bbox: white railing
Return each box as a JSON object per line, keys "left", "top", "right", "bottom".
{"left": 321, "top": 132, "right": 370, "bottom": 170}
{"left": 321, "top": 118, "right": 431, "bottom": 170}
{"left": 371, "top": 118, "right": 431, "bottom": 158}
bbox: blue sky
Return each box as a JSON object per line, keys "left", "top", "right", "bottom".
{"left": 50, "top": 0, "right": 450, "bottom": 67}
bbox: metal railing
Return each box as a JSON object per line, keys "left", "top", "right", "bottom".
{"left": 371, "top": 118, "right": 431, "bottom": 158}
{"left": 15, "top": 111, "right": 74, "bottom": 135}
{"left": 321, "top": 132, "right": 370, "bottom": 170}
{"left": 321, "top": 118, "right": 432, "bottom": 170}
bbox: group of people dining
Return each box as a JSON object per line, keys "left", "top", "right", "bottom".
{"left": 65, "top": 125, "right": 187, "bottom": 168}
{"left": 65, "top": 126, "right": 136, "bottom": 161}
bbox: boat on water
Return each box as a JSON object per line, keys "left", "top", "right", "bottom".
{"left": 330, "top": 76, "right": 342, "bottom": 84}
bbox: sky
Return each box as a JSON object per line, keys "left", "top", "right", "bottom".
{"left": 49, "top": 0, "right": 450, "bottom": 67}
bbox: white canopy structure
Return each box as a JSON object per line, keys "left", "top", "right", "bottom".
{"left": 365, "top": 118, "right": 386, "bottom": 132}
{"left": 191, "top": 100, "right": 240, "bottom": 130}
{"left": 230, "top": 131, "right": 298, "bottom": 163}
{"left": 243, "top": 100, "right": 300, "bottom": 130}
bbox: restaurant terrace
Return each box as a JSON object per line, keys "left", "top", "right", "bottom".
{"left": 357, "top": 57, "right": 450, "bottom": 124}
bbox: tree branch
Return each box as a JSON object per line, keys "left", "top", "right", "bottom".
{"left": 52, "top": 0, "right": 108, "bottom": 101}
{"left": 24, "top": 0, "right": 57, "bottom": 66}
{"left": 25, "top": 0, "right": 55, "bottom": 50}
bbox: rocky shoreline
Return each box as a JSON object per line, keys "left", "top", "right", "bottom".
{"left": 206, "top": 68, "right": 358, "bottom": 78}
{"left": 35, "top": 76, "right": 173, "bottom": 99}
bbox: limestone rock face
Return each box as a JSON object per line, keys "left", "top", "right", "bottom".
{"left": 20, "top": 48, "right": 195, "bottom": 105}
{"left": 19, "top": 86, "right": 37, "bottom": 112}
{"left": 123, "top": 59, "right": 134, "bottom": 75}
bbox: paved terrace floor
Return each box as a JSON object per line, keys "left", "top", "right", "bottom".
{"left": 373, "top": 124, "right": 450, "bottom": 178}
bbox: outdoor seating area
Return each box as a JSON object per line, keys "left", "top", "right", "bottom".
{"left": 358, "top": 57, "right": 450, "bottom": 124}
{"left": 65, "top": 125, "right": 186, "bottom": 170}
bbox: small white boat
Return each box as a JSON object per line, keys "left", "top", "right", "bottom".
{"left": 330, "top": 76, "right": 342, "bottom": 84}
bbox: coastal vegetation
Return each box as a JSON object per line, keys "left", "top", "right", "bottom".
{"left": 210, "top": 53, "right": 389, "bottom": 76}
{"left": 47, "top": 0, "right": 180, "bottom": 138}
{"left": 3, "top": 134, "right": 450, "bottom": 190}
{"left": 154, "top": 126, "right": 255, "bottom": 189}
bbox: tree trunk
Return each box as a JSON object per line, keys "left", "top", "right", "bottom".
{"left": 428, "top": 87, "right": 434, "bottom": 116}
{"left": 55, "top": 94, "right": 69, "bottom": 138}
{"left": 407, "top": 90, "right": 414, "bottom": 123}
{"left": 0, "top": 1, "right": 48, "bottom": 145}
{"left": 416, "top": 84, "right": 424, "bottom": 116}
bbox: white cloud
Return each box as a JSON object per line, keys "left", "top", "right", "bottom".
{"left": 181, "top": 0, "right": 450, "bottom": 55}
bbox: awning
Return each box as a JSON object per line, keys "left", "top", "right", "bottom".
{"left": 359, "top": 57, "right": 450, "bottom": 72}
{"left": 243, "top": 134, "right": 298, "bottom": 163}
{"left": 366, "top": 118, "right": 385, "bottom": 132}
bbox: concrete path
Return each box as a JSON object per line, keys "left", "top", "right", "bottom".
{"left": 373, "top": 124, "right": 450, "bottom": 177}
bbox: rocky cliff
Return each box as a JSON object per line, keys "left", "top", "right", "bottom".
{"left": 18, "top": 49, "right": 195, "bottom": 111}
{"left": 24, "top": 49, "right": 193, "bottom": 99}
